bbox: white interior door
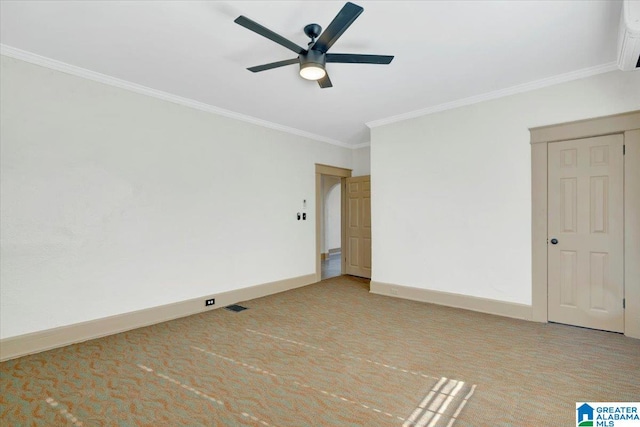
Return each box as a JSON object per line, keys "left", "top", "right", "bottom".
{"left": 547, "top": 134, "right": 624, "bottom": 332}
{"left": 345, "top": 176, "right": 371, "bottom": 279}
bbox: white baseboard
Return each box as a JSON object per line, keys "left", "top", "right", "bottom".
{"left": 370, "top": 281, "right": 533, "bottom": 321}
{"left": 0, "top": 274, "right": 316, "bottom": 362}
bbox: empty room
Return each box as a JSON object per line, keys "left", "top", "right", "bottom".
{"left": 1, "top": 1, "right": 639, "bottom": 426}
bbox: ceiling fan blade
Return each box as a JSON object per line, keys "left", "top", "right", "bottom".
{"left": 312, "top": 2, "right": 363, "bottom": 53}
{"left": 318, "top": 73, "right": 333, "bottom": 89}
{"left": 234, "top": 15, "right": 306, "bottom": 55}
{"left": 248, "top": 58, "right": 299, "bottom": 73}
{"left": 326, "top": 53, "right": 394, "bottom": 64}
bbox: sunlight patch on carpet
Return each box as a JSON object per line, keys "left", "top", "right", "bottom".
{"left": 403, "top": 378, "right": 476, "bottom": 427}
{"left": 241, "top": 411, "right": 276, "bottom": 427}
{"left": 245, "top": 328, "right": 438, "bottom": 380}
{"left": 191, "top": 345, "right": 408, "bottom": 422}
{"left": 44, "top": 396, "right": 84, "bottom": 427}
{"left": 244, "top": 327, "right": 476, "bottom": 426}
{"left": 136, "top": 364, "right": 224, "bottom": 406}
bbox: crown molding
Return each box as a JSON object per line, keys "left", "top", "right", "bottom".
{"left": 351, "top": 141, "right": 371, "bottom": 149}
{"left": 0, "top": 44, "right": 355, "bottom": 149}
{"left": 366, "top": 62, "right": 619, "bottom": 129}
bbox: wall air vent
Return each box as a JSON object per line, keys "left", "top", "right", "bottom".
{"left": 617, "top": 0, "right": 640, "bottom": 71}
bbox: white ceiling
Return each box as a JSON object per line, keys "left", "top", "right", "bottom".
{"left": 0, "top": 1, "right": 624, "bottom": 147}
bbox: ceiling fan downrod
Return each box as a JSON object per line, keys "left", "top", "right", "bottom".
{"left": 304, "top": 23, "right": 323, "bottom": 45}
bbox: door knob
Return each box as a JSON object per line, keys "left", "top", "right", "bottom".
{"left": 550, "top": 238, "right": 558, "bottom": 245}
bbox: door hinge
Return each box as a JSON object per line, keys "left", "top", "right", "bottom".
{"left": 623, "top": 298, "right": 625, "bottom": 309}
{"left": 623, "top": 145, "right": 625, "bottom": 155}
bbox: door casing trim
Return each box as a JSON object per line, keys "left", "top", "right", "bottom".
{"left": 529, "top": 110, "right": 640, "bottom": 338}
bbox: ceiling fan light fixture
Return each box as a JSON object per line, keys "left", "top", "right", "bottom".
{"left": 299, "top": 49, "right": 327, "bottom": 81}
{"left": 299, "top": 63, "right": 326, "bottom": 80}
{"left": 235, "top": 2, "right": 393, "bottom": 88}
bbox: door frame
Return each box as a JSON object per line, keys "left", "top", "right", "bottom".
{"left": 530, "top": 110, "right": 640, "bottom": 338}
{"left": 315, "top": 164, "right": 352, "bottom": 282}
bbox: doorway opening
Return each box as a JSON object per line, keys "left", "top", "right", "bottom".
{"left": 321, "top": 176, "right": 342, "bottom": 279}
{"left": 315, "top": 164, "right": 352, "bottom": 282}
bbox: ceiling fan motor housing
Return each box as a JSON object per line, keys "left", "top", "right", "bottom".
{"left": 300, "top": 49, "right": 326, "bottom": 70}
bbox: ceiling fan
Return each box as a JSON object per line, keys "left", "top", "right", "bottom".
{"left": 234, "top": 2, "right": 394, "bottom": 88}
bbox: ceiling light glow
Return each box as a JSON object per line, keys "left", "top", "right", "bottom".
{"left": 299, "top": 64, "right": 326, "bottom": 81}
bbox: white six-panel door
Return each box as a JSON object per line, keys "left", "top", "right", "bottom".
{"left": 547, "top": 134, "right": 624, "bottom": 332}
{"left": 345, "top": 176, "right": 371, "bottom": 279}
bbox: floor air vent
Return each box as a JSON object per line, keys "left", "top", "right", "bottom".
{"left": 225, "top": 304, "right": 248, "bottom": 312}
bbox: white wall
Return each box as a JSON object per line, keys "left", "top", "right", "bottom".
{"left": 371, "top": 70, "right": 640, "bottom": 305}
{"left": 0, "top": 55, "right": 352, "bottom": 339}
{"left": 351, "top": 146, "right": 371, "bottom": 176}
